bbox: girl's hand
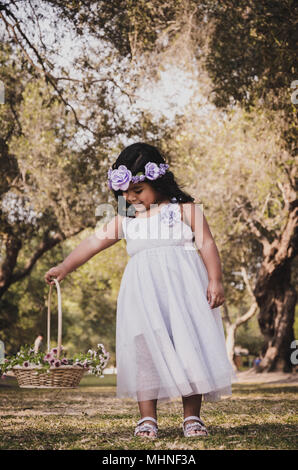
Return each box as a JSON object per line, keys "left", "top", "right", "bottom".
{"left": 44, "top": 264, "right": 67, "bottom": 285}
{"left": 207, "top": 279, "right": 225, "bottom": 309}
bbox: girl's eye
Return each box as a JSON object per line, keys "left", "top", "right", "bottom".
{"left": 135, "top": 190, "right": 142, "bottom": 194}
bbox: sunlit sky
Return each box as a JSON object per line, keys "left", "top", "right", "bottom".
{"left": 0, "top": 2, "right": 208, "bottom": 132}
{"left": 30, "top": 6, "right": 201, "bottom": 127}
{"left": 133, "top": 66, "right": 197, "bottom": 122}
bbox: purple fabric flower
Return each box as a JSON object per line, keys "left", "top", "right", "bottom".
{"left": 160, "top": 203, "right": 181, "bottom": 227}
{"left": 109, "top": 165, "right": 132, "bottom": 191}
{"left": 144, "top": 162, "right": 161, "bottom": 180}
{"left": 159, "top": 163, "right": 169, "bottom": 175}
{"left": 61, "top": 358, "right": 68, "bottom": 365}
{"left": 54, "top": 360, "right": 61, "bottom": 367}
{"left": 108, "top": 162, "right": 169, "bottom": 189}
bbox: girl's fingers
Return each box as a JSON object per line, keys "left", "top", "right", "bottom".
{"left": 206, "top": 289, "right": 211, "bottom": 304}
{"left": 209, "top": 291, "right": 217, "bottom": 308}
{"left": 210, "top": 293, "right": 224, "bottom": 308}
{"left": 213, "top": 296, "right": 225, "bottom": 308}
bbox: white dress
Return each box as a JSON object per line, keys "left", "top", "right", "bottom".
{"left": 116, "top": 202, "right": 237, "bottom": 403}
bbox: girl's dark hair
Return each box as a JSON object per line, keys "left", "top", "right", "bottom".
{"left": 111, "top": 142, "right": 195, "bottom": 216}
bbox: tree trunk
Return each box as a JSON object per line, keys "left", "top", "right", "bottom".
{"left": 254, "top": 259, "right": 297, "bottom": 372}
{"left": 241, "top": 177, "right": 298, "bottom": 373}
{"left": 221, "top": 291, "right": 258, "bottom": 373}
{"left": 225, "top": 323, "right": 237, "bottom": 372}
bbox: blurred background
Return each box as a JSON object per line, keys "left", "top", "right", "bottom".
{"left": 0, "top": 0, "right": 297, "bottom": 375}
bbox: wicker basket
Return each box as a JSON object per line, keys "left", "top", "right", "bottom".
{"left": 13, "top": 278, "right": 86, "bottom": 389}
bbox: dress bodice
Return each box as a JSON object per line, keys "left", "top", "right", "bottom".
{"left": 121, "top": 202, "right": 196, "bottom": 257}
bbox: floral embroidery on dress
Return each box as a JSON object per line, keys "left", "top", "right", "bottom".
{"left": 160, "top": 203, "right": 181, "bottom": 227}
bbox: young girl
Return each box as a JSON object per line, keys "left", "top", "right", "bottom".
{"left": 45, "top": 142, "right": 236, "bottom": 439}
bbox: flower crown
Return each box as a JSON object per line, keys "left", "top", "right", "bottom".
{"left": 107, "top": 162, "right": 169, "bottom": 191}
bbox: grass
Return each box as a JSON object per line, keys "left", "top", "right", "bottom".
{"left": 0, "top": 374, "right": 297, "bottom": 450}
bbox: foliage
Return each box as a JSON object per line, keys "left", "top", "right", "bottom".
{"left": 235, "top": 315, "right": 265, "bottom": 356}
{"left": 0, "top": 226, "right": 127, "bottom": 362}
{"left": 204, "top": 1, "right": 297, "bottom": 115}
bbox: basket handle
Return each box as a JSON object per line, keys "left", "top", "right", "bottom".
{"left": 47, "top": 278, "right": 62, "bottom": 359}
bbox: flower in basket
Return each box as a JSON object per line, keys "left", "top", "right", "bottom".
{"left": 0, "top": 342, "right": 110, "bottom": 379}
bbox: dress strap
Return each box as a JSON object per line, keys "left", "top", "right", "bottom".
{"left": 179, "top": 202, "right": 184, "bottom": 222}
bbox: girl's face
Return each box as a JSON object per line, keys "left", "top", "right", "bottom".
{"left": 122, "top": 182, "right": 165, "bottom": 212}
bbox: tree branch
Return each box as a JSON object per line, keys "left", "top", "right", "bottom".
{"left": 10, "top": 232, "right": 65, "bottom": 284}
{"left": 240, "top": 266, "right": 255, "bottom": 299}
{"left": 235, "top": 301, "right": 258, "bottom": 328}
{"left": 0, "top": 6, "right": 98, "bottom": 136}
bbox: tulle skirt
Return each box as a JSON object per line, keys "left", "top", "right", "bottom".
{"left": 116, "top": 245, "right": 237, "bottom": 403}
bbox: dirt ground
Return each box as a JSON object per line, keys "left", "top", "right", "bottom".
{"left": 3, "top": 368, "right": 298, "bottom": 385}
{"left": 236, "top": 368, "right": 298, "bottom": 385}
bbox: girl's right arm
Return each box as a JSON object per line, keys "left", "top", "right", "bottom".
{"left": 44, "top": 214, "right": 124, "bottom": 285}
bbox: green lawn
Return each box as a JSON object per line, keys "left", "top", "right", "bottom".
{"left": 0, "top": 374, "right": 297, "bottom": 450}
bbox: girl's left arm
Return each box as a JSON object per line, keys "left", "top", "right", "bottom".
{"left": 182, "top": 203, "right": 225, "bottom": 309}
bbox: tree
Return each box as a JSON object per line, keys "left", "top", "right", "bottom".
{"left": 222, "top": 267, "right": 258, "bottom": 371}
{"left": 0, "top": 54, "right": 101, "bottom": 299}
{"left": 203, "top": 0, "right": 297, "bottom": 371}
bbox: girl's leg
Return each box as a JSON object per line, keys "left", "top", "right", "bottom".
{"left": 137, "top": 399, "right": 158, "bottom": 437}
{"left": 182, "top": 394, "right": 206, "bottom": 435}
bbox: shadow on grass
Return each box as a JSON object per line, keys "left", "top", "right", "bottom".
{"left": 232, "top": 384, "right": 298, "bottom": 395}
{"left": 2, "top": 419, "right": 297, "bottom": 450}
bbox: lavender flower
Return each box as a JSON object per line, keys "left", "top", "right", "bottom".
{"left": 144, "top": 162, "right": 161, "bottom": 180}
{"left": 109, "top": 165, "right": 132, "bottom": 191}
